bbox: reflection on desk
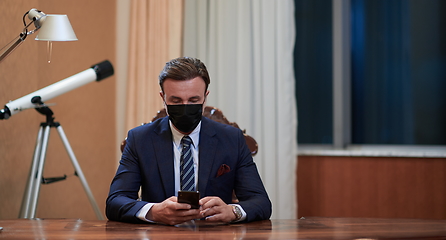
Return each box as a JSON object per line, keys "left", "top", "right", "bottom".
{"left": 0, "top": 217, "right": 446, "bottom": 239}
{"left": 105, "top": 219, "right": 272, "bottom": 239}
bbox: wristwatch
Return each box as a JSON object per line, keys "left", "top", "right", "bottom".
{"left": 231, "top": 205, "right": 242, "bottom": 222}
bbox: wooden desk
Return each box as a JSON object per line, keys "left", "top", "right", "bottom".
{"left": 1, "top": 217, "right": 446, "bottom": 239}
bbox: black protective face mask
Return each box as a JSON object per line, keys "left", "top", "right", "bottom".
{"left": 166, "top": 104, "right": 203, "bottom": 133}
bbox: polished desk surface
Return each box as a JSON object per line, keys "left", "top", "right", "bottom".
{"left": 1, "top": 217, "right": 446, "bottom": 239}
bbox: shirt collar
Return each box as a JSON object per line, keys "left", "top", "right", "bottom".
{"left": 169, "top": 120, "right": 201, "bottom": 149}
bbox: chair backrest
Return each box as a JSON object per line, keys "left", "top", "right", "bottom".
{"left": 120, "top": 106, "right": 258, "bottom": 156}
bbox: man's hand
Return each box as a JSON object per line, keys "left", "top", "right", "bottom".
{"left": 146, "top": 196, "right": 201, "bottom": 225}
{"left": 199, "top": 196, "right": 237, "bottom": 223}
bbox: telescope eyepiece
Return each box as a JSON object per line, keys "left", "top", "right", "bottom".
{"left": 0, "top": 107, "right": 11, "bottom": 120}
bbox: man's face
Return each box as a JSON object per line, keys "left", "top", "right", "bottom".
{"left": 160, "top": 77, "right": 209, "bottom": 105}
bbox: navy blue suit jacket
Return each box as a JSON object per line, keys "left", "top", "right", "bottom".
{"left": 106, "top": 116, "right": 271, "bottom": 223}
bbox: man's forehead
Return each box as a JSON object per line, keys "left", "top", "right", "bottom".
{"left": 163, "top": 76, "right": 205, "bottom": 85}
{"left": 163, "top": 78, "right": 206, "bottom": 92}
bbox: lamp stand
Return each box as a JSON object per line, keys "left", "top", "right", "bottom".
{"left": 0, "top": 35, "right": 26, "bottom": 63}
{"left": 19, "top": 101, "right": 103, "bottom": 220}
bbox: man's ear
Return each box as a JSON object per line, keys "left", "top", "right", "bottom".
{"left": 202, "top": 90, "right": 210, "bottom": 113}
{"left": 160, "top": 91, "right": 168, "bottom": 111}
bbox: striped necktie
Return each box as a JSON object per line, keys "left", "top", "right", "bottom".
{"left": 180, "top": 136, "right": 195, "bottom": 191}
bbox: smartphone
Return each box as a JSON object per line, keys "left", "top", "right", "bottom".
{"left": 178, "top": 191, "right": 200, "bottom": 209}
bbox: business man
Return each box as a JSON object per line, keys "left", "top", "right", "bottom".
{"left": 106, "top": 57, "right": 271, "bottom": 225}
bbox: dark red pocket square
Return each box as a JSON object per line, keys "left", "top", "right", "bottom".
{"left": 216, "top": 164, "right": 230, "bottom": 177}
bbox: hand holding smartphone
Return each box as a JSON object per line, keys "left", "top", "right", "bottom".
{"left": 178, "top": 191, "right": 200, "bottom": 209}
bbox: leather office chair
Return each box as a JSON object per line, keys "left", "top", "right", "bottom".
{"left": 120, "top": 106, "right": 258, "bottom": 203}
{"left": 120, "top": 106, "right": 258, "bottom": 156}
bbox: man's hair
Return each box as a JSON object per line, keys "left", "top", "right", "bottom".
{"left": 159, "top": 57, "right": 210, "bottom": 92}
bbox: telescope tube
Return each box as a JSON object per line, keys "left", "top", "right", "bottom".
{"left": 0, "top": 60, "right": 113, "bottom": 120}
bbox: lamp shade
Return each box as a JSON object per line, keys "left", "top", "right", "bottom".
{"left": 35, "top": 14, "right": 78, "bottom": 41}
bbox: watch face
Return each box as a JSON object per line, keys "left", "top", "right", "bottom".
{"left": 233, "top": 205, "right": 242, "bottom": 220}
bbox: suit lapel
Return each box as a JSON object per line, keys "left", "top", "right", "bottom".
{"left": 153, "top": 117, "right": 175, "bottom": 198}
{"left": 198, "top": 117, "right": 218, "bottom": 194}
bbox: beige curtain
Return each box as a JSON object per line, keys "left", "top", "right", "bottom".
{"left": 125, "top": 0, "right": 184, "bottom": 131}
{"left": 183, "top": 0, "right": 297, "bottom": 219}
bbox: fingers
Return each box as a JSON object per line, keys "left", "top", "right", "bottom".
{"left": 199, "top": 196, "right": 224, "bottom": 208}
{"left": 168, "top": 196, "right": 196, "bottom": 210}
{"left": 198, "top": 197, "right": 234, "bottom": 223}
{"left": 150, "top": 198, "right": 201, "bottom": 225}
{"left": 200, "top": 204, "right": 234, "bottom": 223}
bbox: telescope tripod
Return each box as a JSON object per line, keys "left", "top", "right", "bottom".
{"left": 19, "top": 98, "right": 103, "bottom": 219}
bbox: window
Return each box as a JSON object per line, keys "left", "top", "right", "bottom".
{"left": 295, "top": 0, "right": 446, "bottom": 147}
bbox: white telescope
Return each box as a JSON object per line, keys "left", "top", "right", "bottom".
{"left": 0, "top": 60, "right": 114, "bottom": 119}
